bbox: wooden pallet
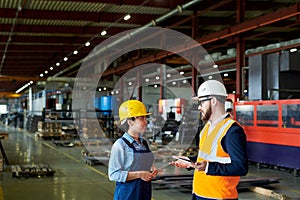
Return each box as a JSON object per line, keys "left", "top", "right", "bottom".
{"left": 251, "top": 187, "right": 287, "bottom": 200}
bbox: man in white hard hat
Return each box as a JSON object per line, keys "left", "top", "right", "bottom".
{"left": 170, "top": 80, "right": 248, "bottom": 200}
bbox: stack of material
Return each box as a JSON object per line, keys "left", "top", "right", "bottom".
{"left": 26, "top": 115, "right": 43, "bottom": 132}
{"left": 36, "top": 121, "right": 62, "bottom": 139}
{"left": 80, "top": 119, "right": 106, "bottom": 139}
{"left": 11, "top": 164, "right": 55, "bottom": 178}
{"left": 0, "top": 131, "right": 9, "bottom": 166}
{"left": 81, "top": 149, "right": 110, "bottom": 166}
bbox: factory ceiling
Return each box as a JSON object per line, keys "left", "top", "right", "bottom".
{"left": 1, "top": 0, "right": 300, "bottom": 98}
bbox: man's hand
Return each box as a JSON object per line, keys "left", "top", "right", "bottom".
{"left": 169, "top": 156, "right": 192, "bottom": 168}
{"left": 194, "top": 161, "right": 207, "bottom": 171}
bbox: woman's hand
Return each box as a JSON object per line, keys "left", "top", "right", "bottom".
{"left": 150, "top": 167, "right": 158, "bottom": 178}
{"left": 139, "top": 170, "right": 158, "bottom": 182}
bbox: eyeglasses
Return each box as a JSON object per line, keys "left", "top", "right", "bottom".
{"left": 131, "top": 116, "right": 147, "bottom": 122}
{"left": 198, "top": 97, "right": 212, "bottom": 107}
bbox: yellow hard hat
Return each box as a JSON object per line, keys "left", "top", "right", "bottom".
{"left": 119, "top": 100, "right": 151, "bottom": 121}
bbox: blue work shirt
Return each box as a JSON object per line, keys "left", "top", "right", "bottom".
{"left": 108, "top": 132, "right": 148, "bottom": 183}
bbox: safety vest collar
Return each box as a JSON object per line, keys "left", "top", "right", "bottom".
{"left": 198, "top": 118, "right": 235, "bottom": 163}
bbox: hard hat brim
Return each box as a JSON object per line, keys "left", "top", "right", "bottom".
{"left": 119, "top": 112, "right": 152, "bottom": 122}
{"left": 192, "top": 96, "right": 200, "bottom": 101}
{"left": 135, "top": 112, "right": 152, "bottom": 117}
{"left": 192, "top": 95, "right": 211, "bottom": 101}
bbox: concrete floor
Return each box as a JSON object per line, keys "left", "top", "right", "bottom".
{"left": 1, "top": 124, "right": 300, "bottom": 200}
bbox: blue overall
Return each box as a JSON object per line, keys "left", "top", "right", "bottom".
{"left": 113, "top": 137, "right": 154, "bottom": 200}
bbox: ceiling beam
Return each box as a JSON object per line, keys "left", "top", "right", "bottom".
{"left": 0, "top": 8, "right": 161, "bottom": 23}
{"left": 0, "top": 92, "right": 22, "bottom": 98}
{"left": 198, "top": 3, "right": 300, "bottom": 45}
{"left": 100, "top": 3, "right": 300, "bottom": 77}
{"left": 0, "top": 75, "right": 46, "bottom": 82}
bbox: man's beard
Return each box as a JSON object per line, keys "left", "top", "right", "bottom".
{"left": 201, "top": 104, "right": 212, "bottom": 122}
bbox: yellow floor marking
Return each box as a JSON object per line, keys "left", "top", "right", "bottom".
{"left": 85, "top": 165, "right": 108, "bottom": 178}
{"left": 0, "top": 186, "right": 4, "bottom": 200}
{"left": 24, "top": 130, "right": 109, "bottom": 179}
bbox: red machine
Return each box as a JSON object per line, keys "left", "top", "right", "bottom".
{"left": 234, "top": 99, "right": 300, "bottom": 175}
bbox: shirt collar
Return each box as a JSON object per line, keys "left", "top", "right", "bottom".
{"left": 123, "top": 132, "right": 143, "bottom": 144}
{"left": 208, "top": 113, "right": 228, "bottom": 127}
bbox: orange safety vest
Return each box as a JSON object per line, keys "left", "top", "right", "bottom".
{"left": 193, "top": 118, "right": 240, "bottom": 199}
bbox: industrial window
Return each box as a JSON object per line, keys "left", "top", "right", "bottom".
{"left": 235, "top": 105, "right": 254, "bottom": 126}
{"left": 257, "top": 105, "right": 278, "bottom": 127}
{"left": 282, "top": 104, "right": 300, "bottom": 128}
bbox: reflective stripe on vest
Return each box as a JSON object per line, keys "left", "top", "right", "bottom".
{"left": 193, "top": 118, "right": 240, "bottom": 199}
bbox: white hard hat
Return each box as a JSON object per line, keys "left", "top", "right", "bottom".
{"left": 195, "top": 80, "right": 227, "bottom": 99}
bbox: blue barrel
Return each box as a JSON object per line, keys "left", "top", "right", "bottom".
{"left": 94, "top": 97, "right": 101, "bottom": 109}
{"left": 100, "top": 96, "right": 112, "bottom": 115}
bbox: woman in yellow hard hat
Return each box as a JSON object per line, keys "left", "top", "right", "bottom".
{"left": 108, "top": 100, "right": 158, "bottom": 200}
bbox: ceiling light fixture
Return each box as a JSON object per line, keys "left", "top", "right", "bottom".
{"left": 124, "top": 14, "right": 131, "bottom": 21}
{"left": 46, "top": 0, "right": 202, "bottom": 85}
{"left": 56, "top": 62, "right": 60, "bottom": 66}
{"left": 16, "top": 83, "right": 30, "bottom": 94}
{"left": 73, "top": 50, "right": 78, "bottom": 55}
{"left": 64, "top": 57, "right": 68, "bottom": 61}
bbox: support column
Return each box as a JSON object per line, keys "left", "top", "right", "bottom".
{"left": 192, "top": 11, "right": 199, "bottom": 39}
{"left": 236, "top": 37, "right": 245, "bottom": 98}
{"left": 191, "top": 64, "right": 198, "bottom": 95}
{"left": 192, "top": 11, "right": 199, "bottom": 93}
{"left": 29, "top": 87, "right": 33, "bottom": 112}
{"left": 160, "top": 65, "right": 166, "bottom": 100}
{"left": 137, "top": 67, "right": 142, "bottom": 100}
{"left": 236, "top": 0, "right": 245, "bottom": 99}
